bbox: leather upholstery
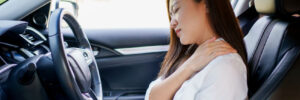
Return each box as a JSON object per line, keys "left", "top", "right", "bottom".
{"left": 250, "top": 21, "right": 300, "bottom": 100}
{"left": 245, "top": 0, "right": 300, "bottom": 99}
{"left": 244, "top": 16, "right": 273, "bottom": 63}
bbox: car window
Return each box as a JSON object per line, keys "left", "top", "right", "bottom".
{"left": 73, "top": 0, "right": 170, "bottom": 29}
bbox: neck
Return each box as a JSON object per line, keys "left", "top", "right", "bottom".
{"left": 206, "top": 24, "right": 219, "bottom": 39}
{"left": 196, "top": 28, "right": 219, "bottom": 45}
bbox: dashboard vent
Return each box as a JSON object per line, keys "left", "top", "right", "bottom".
{"left": 20, "top": 32, "right": 36, "bottom": 42}
{"left": 19, "top": 26, "right": 47, "bottom": 47}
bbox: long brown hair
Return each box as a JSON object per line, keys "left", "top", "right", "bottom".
{"left": 158, "top": 0, "right": 247, "bottom": 78}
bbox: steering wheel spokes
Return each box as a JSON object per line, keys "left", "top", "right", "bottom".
{"left": 66, "top": 48, "right": 94, "bottom": 66}
{"left": 66, "top": 48, "right": 92, "bottom": 92}
{"left": 48, "top": 8, "right": 102, "bottom": 100}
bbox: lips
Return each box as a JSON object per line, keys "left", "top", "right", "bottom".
{"left": 175, "top": 29, "right": 181, "bottom": 37}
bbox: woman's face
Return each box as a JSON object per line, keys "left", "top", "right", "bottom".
{"left": 169, "top": 0, "right": 213, "bottom": 45}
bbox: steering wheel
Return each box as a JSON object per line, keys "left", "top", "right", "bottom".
{"left": 48, "top": 8, "right": 103, "bottom": 100}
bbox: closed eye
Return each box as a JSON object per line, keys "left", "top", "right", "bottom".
{"left": 174, "top": 7, "right": 180, "bottom": 14}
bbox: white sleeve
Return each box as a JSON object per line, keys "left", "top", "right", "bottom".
{"left": 144, "top": 77, "right": 162, "bottom": 100}
{"left": 194, "top": 54, "right": 248, "bottom": 100}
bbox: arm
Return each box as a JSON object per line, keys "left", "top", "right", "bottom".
{"left": 194, "top": 54, "right": 248, "bottom": 100}
{"left": 148, "top": 38, "right": 237, "bottom": 100}
{"left": 148, "top": 61, "right": 195, "bottom": 100}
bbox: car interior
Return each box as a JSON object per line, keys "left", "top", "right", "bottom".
{"left": 0, "top": 0, "right": 299, "bottom": 100}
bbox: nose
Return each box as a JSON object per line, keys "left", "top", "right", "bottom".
{"left": 170, "top": 18, "right": 178, "bottom": 29}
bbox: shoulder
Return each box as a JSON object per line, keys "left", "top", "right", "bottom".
{"left": 190, "top": 53, "right": 247, "bottom": 86}
{"left": 191, "top": 53, "right": 248, "bottom": 100}
{"left": 207, "top": 53, "right": 246, "bottom": 75}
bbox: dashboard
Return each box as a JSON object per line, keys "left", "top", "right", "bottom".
{"left": 0, "top": 21, "right": 50, "bottom": 65}
{"left": 0, "top": 1, "right": 102, "bottom": 100}
{"left": 0, "top": 0, "right": 53, "bottom": 67}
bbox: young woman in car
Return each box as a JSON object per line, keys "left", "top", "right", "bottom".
{"left": 145, "top": 0, "right": 248, "bottom": 99}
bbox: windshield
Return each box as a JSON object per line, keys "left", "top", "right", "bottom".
{"left": 76, "top": 0, "right": 170, "bottom": 29}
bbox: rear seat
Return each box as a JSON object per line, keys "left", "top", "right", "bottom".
{"left": 242, "top": 0, "right": 300, "bottom": 99}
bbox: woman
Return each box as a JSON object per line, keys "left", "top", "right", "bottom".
{"left": 145, "top": 0, "right": 248, "bottom": 100}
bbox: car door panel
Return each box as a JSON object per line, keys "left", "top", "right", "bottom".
{"left": 59, "top": 28, "right": 170, "bottom": 48}
{"left": 98, "top": 52, "right": 165, "bottom": 90}
{"left": 56, "top": 28, "right": 170, "bottom": 99}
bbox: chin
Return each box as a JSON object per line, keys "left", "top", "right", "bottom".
{"left": 179, "top": 38, "right": 191, "bottom": 45}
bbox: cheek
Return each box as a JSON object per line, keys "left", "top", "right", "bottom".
{"left": 179, "top": 11, "right": 205, "bottom": 44}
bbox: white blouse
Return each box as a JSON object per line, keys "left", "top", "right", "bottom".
{"left": 144, "top": 53, "right": 248, "bottom": 100}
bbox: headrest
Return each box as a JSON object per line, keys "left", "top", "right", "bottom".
{"left": 254, "top": 0, "right": 300, "bottom": 16}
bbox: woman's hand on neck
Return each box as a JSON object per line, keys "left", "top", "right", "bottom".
{"left": 196, "top": 30, "right": 219, "bottom": 46}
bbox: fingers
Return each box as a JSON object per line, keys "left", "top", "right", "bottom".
{"left": 201, "top": 37, "right": 217, "bottom": 46}
{"left": 209, "top": 47, "right": 237, "bottom": 56}
{"left": 188, "top": 38, "right": 238, "bottom": 73}
{"left": 204, "top": 40, "right": 237, "bottom": 57}
{"left": 206, "top": 41, "right": 231, "bottom": 48}
{"left": 207, "top": 37, "right": 217, "bottom": 43}
{"left": 206, "top": 40, "right": 235, "bottom": 50}
{"left": 194, "top": 38, "right": 237, "bottom": 57}
{"left": 205, "top": 44, "right": 236, "bottom": 62}
{"left": 211, "top": 43, "right": 236, "bottom": 52}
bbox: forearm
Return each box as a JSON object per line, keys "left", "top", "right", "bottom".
{"left": 149, "top": 62, "right": 195, "bottom": 100}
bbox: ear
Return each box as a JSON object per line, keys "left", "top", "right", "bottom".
{"left": 204, "top": 2, "right": 209, "bottom": 14}
{"left": 197, "top": 1, "right": 209, "bottom": 14}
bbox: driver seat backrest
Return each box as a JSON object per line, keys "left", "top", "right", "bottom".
{"left": 243, "top": 0, "right": 300, "bottom": 99}
{"left": 249, "top": 19, "right": 300, "bottom": 100}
